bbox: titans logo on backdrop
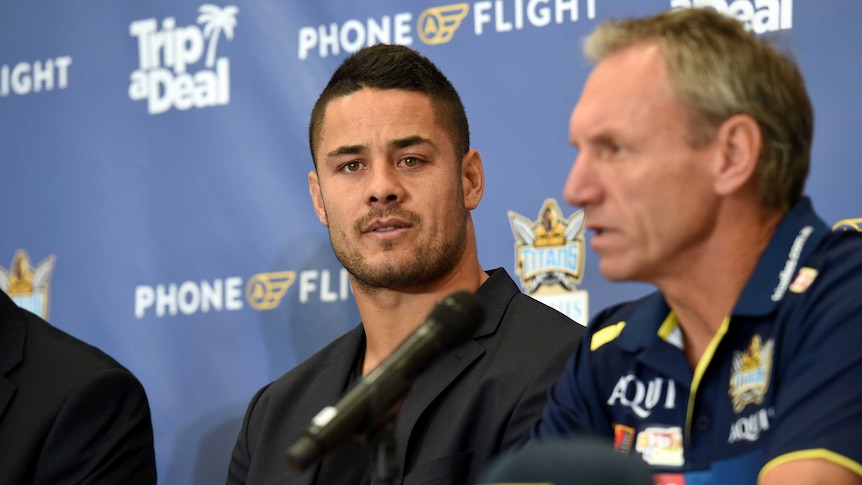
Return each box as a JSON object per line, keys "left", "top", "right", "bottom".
{"left": 128, "top": 4, "right": 239, "bottom": 114}
{"left": 537, "top": 198, "right": 862, "bottom": 484}
{"left": 0, "top": 250, "right": 56, "bottom": 319}
{"left": 508, "top": 199, "right": 588, "bottom": 325}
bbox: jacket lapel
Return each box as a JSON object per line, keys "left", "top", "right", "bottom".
{"left": 284, "top": 325, "right": 366, "bottom": 485}
{"left": 391, "top": 269, "right": 518, "bottom": 475}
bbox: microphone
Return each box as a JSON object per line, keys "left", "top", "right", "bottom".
{"left": 286, "top": 290, "right": 485, "bottom": 472}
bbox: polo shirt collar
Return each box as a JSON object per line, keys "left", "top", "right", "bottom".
{"left": 612, "top": 197, "right": 828, "bottom": 353}
{"left": 733, "top": 197, "right": 828, "bottom": 316}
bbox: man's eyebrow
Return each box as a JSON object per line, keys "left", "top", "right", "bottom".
{"left": 324, "top": 136, "right": 436, "bottom": 159}
{"left": 325, "top": 144, "right": 364, "bottom": 159}
{"left": 573, "top": 128, "right": 620, "bottom": 147}
{"left": 390, "top": 135, "right": 435, "bottom": 150}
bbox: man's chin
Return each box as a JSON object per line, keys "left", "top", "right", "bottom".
{"left": 349, "top": 262, "right": 419, "bottom": 288}
{"left": 598, "top": 260, "right": 635, "bottom": 282}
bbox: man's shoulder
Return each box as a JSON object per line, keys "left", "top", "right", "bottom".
{"left": 506, "top": 292, "right": 585, "bottom": 334}
{"left": 482, "top": 267, "right": 584, "bottom": 332}
{"left": 481, "top": 291, "right": 584, "bottom": 366}
{"left": 2, "top": 302, "right": 151, "bottom": 439}
{"left": 264, "top": 324, "right": 363, "bottom": 396}
{"left": 771, "top": 229, "right": 862, "bottom": 332}
{"left": 12, "top": 306, "right": 133, "bottom": 383}
{"left": 813, "top": 228, "right": 862, "bottom": 267}
{"left": 581, "top": 291, "right": 665, "bottom": 353}
{"left": 776, "top": 228, "right": 862, "bottom": 311}
{"left": 590, "top": 291, "right": 661, "bottom": 327}
{"left": 238, "top": 325, "right": 365, "bottom": 449}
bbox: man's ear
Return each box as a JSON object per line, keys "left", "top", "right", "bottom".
{"left": 308, "top": 170, "right": 328, "bottom": 227}
{"left": 461, "top": 149, "right": 485, "bottom": 210}
{"left": 713, "top": 114, "right": 762, "bottom": 196}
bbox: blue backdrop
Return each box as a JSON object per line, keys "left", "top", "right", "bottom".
{"left": 2, "top": 1, "right": 860, "bottom": 483}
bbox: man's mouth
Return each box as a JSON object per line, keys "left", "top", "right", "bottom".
{"left": 371, "top": 225, "right": 401, "bottom": 233}
{"left": 363, "top": 217, "right": 413, "bottom": 234}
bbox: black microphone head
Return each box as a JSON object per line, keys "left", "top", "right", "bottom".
{"left": 480, "top": 438, "right": 654, "bottom": 485}
{"left": 429, "top": 291, "right": 485, "bottom": 348}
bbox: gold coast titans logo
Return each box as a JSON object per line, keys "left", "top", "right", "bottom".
{"left": 0, "top": 250, "right": 56, "bottom": 319}
{"left": 729, "top": 335, "right": 774, "bottom": 413}
{"left": 508, "top": 199, "right": 589, "bottom": 324}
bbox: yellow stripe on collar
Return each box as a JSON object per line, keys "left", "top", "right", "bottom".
{"left": 590, "top": 321, "right": 626, "bottom": 351}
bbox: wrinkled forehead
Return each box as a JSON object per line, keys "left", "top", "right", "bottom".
{"left": 570, "top": 44, "right": 681, "bottom": 137}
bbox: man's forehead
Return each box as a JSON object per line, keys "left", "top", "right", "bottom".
{"left": 319, "top": 90, "right": 449, "bottom": 150}
{"left": 326, "top": 87, "right": 434, "bottom": 114}
{"left": 571, "top": 45, "right": 672, "bottom": 129}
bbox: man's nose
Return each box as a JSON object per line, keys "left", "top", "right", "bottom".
{"left": 563, "top": 153, "right": 601, "bottom": 208}
{"left": 366, "top": 163, "right": 406, "bottom": 204}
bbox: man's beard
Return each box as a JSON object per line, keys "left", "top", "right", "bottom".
{"left": 328, "top": 205, "right": 468, "bottom": 293}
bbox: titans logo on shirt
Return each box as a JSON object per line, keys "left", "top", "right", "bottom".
{"left": 729, "top": 335, "right": 773, "bottom": 414}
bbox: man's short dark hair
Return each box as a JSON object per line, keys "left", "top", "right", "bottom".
{"left": 308, "top": 44, "right": 470, "bottom": 167}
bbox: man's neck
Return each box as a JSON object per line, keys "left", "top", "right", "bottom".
{"left": 658, "top": 203, "right": 783, "bottom": 367}
{"left": 353, "top": 262, "right": 489, "bottom": 375}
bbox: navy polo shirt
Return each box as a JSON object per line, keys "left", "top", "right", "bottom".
{"left": 535, "top": 198, "right": 862, "bottom": 484}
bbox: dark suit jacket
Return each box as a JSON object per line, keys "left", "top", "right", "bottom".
{"left": 0, "top": 290, "right": 157, "bottom": 484}
{"left": 227, "top": 268, "right": 584, "bottom": 485}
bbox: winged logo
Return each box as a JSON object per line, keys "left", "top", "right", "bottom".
{"left": 245, "top": 271, "right": 296, "bottom": 310}
{"left": 417, "top": 3, "right": 470, "bottom": 45}
{"left": 508, "top": 199, "right": 585, "bottom": 293}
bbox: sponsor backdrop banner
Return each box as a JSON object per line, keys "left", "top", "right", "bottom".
{"left": 2, "top": 0, "right": 860, "bottom": 482}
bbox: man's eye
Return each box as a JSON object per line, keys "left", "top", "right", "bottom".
{"left": 402, "top": 157, "right": 419, "bottom": 167}
{"left": 597, "top": 144, "right": 623, "bottom": 160}
{"left": 343, "top": 161, "right": 362, "bottom": 172}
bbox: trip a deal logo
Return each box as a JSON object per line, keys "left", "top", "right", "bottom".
{"left": 129, "top": 4, "right": 238, "bottom": 114}
{"left": 508, "top": 199, "right": 588, "bottom": 325}
{"left": 0, "top": 250, "right": 57, "bottom": 319}
{"left": 297, "top": 0, "right": 598, "bottom": 60}
{"left": 134, "top": 267, "right": 352, "bottom": 319}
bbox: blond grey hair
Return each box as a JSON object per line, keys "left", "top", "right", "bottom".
{"left": 584, "top": 8, "right": 813, "bottom": 211}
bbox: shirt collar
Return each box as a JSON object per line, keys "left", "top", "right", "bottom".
{"left": 614, "top": 291, "right": 670, "bottom": 353}
{"left": 733, "top": 197, "right": 828, "bottom": 316}
{"left": 612, "top": 197, "right": 828, "bottom": 352}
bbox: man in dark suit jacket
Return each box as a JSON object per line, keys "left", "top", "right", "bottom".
{"left": 0, "top": 289, "right": 157, "bottom": 484}
{"left": 226, "top": 44, "right": 584, "bottom": 485}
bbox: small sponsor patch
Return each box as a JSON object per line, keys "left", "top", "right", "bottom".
{"left": 789, "top": 267, "right": 818, "bottom": 294}
{"left": 613, "top": 423, "right": 636, "bottom": 454}
{"left": 635, "top": 426, "right": 684, "bottom": 467}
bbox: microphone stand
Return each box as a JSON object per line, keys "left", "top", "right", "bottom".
{"left": 367, "top": 419, "right": 398, "bottom": 485}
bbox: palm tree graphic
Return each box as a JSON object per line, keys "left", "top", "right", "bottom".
{"left": 197, "top": 4, "right": 239, "bottom": 68}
